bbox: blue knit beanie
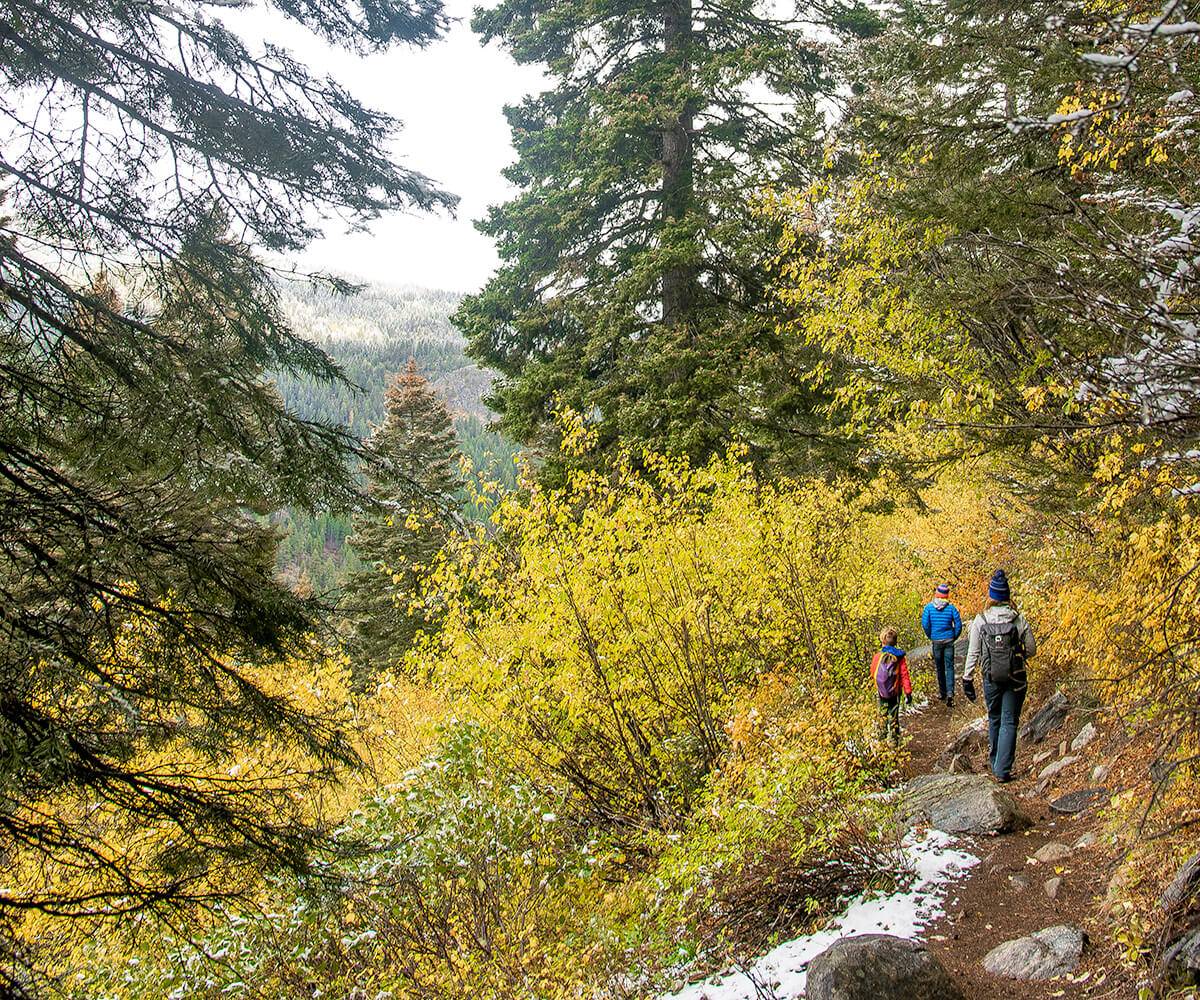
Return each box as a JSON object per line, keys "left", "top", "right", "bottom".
{"left": 935, "top": 582, "right": 950, "bottom": 597}
{"left": 988, "top": 569, "right": 1010, "bottom": 602}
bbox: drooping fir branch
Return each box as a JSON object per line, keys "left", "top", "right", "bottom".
{"left": 0, "top": 0, "right": 455, "bottom": 979}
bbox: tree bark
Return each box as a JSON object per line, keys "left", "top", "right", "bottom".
{"left": 662, "top": 0, "right": 696, "bottom": 330}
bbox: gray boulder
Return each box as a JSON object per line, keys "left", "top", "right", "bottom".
{"left": 947, "top": 717, "right": 988, "bottom": 757}
{"left": 806, "top": 934, "right": 964, "bottom": 1000}
{"left": 1019, "top": 691, "right": 1069, "bottom": 744}
{"left": 900, "top": 774, "right": 1032, "bottom": 835}
{"left": 982, "top": 925, "right": 1086, "bottom": 980}
{"left": 1164, "top": 926, "right": 1200, "bottom": 985}
{"left": 1162, "top": 852, "right": 1200, "bottom": 912}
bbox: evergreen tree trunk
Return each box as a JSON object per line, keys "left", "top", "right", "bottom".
{"left": 662, "top": 0, "right": 696, "bottom": 330}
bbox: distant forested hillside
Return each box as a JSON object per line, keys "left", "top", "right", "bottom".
{"left": 277, "top": 281, "right": 490, "bottom": 429}
{"left": 271, "top": 281, "right": 519, "bottom": 594}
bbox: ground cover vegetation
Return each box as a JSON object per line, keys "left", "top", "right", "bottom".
{"left": 4, "top": 0, "right": 1200, "bottom": 997}
{"left": 73, "top": 447, "right": 1012, "bottom": 1000}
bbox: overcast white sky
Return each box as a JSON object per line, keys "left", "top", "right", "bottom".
{"left": 234, "top": 0, "right": 545, "bottom": 293}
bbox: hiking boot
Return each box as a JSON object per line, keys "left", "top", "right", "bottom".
{"left": 946, "top": 696, "right": 955, "bottom": 709}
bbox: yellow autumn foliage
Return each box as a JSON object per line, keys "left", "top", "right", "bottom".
{"left": 418, "top": 447, "right": 914, "bottom": 832}
{"left": 12, "top": 603, "right": 446, "bottom": 995}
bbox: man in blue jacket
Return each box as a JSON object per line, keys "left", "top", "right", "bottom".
{"left": 921, "top": 583, "right": 963, "bottom": 707}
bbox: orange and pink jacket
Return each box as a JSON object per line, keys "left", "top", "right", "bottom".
{"left": 870, "top": 648, "right": 912, "bottom": 698}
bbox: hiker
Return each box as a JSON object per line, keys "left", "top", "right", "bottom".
{"left": 962, "top": 569, "right": 1037, "bottom": 783}
{"left": 921, "top": 582, "right": 963, "bottom": 707}
{"left": 871, "top": 627, "right": 912, "bottom": 747}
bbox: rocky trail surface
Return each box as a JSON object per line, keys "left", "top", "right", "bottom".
{"left": 899, "top": 691, "right": 1131, "bottom": 999}
{"left": 662, "top": 670, "right": 1142, "bottom": 999}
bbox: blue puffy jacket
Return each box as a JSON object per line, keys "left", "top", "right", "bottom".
{"left": 921, "top": 601, "right": 963, "bottom": 643}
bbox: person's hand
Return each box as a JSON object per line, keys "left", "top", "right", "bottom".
{"left": 962, "top": 679, "right": 977, "bottom": 703}
{"left": 905, "top": 694, "right": 913, "bottom": 706}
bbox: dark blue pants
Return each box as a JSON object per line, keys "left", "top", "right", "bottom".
{"left": 932, "top": 640, "right": 955, "bottom": 700}
{"left": 984, "top": 678, "right": 1027, "bottom": 781}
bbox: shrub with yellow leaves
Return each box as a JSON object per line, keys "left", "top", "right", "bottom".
{"left": 418, "top": 446, "right": 917, "bottom": 835}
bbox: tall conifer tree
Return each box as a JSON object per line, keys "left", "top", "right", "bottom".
{"left": 346, "top": 361, "right": 463, "bottom": 686}
{"left": 453, "top": 0, "right": 881, "bottom": 474}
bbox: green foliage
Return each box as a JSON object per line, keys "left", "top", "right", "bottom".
{"left": 0, "top": 0, "right": 454, "bottom": 987}
{"left": 79, "top": 449, "right": 940, "bottom": 999}
{"left": 33, "top": 1, "right": 1200, "bottom": 996}
{"left": 783, "top": 0, "right": 1200, "bottom": 494}
{"left": 760, "top": 5, "right": 1200, "bottom": 986}
{"left": 421, "top": 442, "right": 911, "bottom": 834}
{"left": 344, "top": 361, "right": 464, "bottom": 686}
{"left": 273, "top": 282, "right": 481, "bottom": 437}
{"left": 270, "top": 283, "right": 520, "bottom": 589}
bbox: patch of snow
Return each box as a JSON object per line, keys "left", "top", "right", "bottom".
{"left": 1080, "top": 52, "right": 1137, "bottom": 70}
{"left": 659, "top": 830, "right": 978, "bottom": 1000}
{"left": 1126, "top": 20, "right": 1200, "bottom": 37}
{"left": 1019, "top": 107, "right": 1096, "bottom": 128}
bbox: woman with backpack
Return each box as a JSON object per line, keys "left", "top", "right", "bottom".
{"left": 961, "top": 569, "right": 1037, "bottom": 783}
{"left": 871, "top": 627, "right": 912, "bottom": 748}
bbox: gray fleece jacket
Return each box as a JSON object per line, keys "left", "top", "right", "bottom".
{"left": 962, "top": 604, "right": 1037, "bottom": 683}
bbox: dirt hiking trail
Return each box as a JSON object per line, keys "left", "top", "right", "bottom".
{"left": 900, "top": 685, "right": 1134, "bottom": 999}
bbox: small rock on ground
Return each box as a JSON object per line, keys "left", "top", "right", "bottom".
{"left": 1037, "top": 755, "right": 1078, "bottom": 782}
{"left": 982, "top": 925, "right": 1086, "bottom": 980}
{"left": 1090, "top": 764, "right": 1110, "bottom": 783}
{"left": 1020, "top": 691, "right": 1069, "bottom": 744}
{"left": 1070, "top": 721, "right": 1098, "bottom": 751}
{"left": 1032, "top": 842, "right": 1073, "bottom": 864}
{"left": 806, "top": 934, "right": 965, "bottom": 1000}
{"left": 1074, "top": 832, "right": 1098, "bottom": 849}
{"left": 1044, "top": 876, "right": 1062, "bottom": 900}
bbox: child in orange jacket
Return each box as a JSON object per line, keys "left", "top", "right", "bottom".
{"left": 871, "top": 626, "right": 912, "bottom": 747}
